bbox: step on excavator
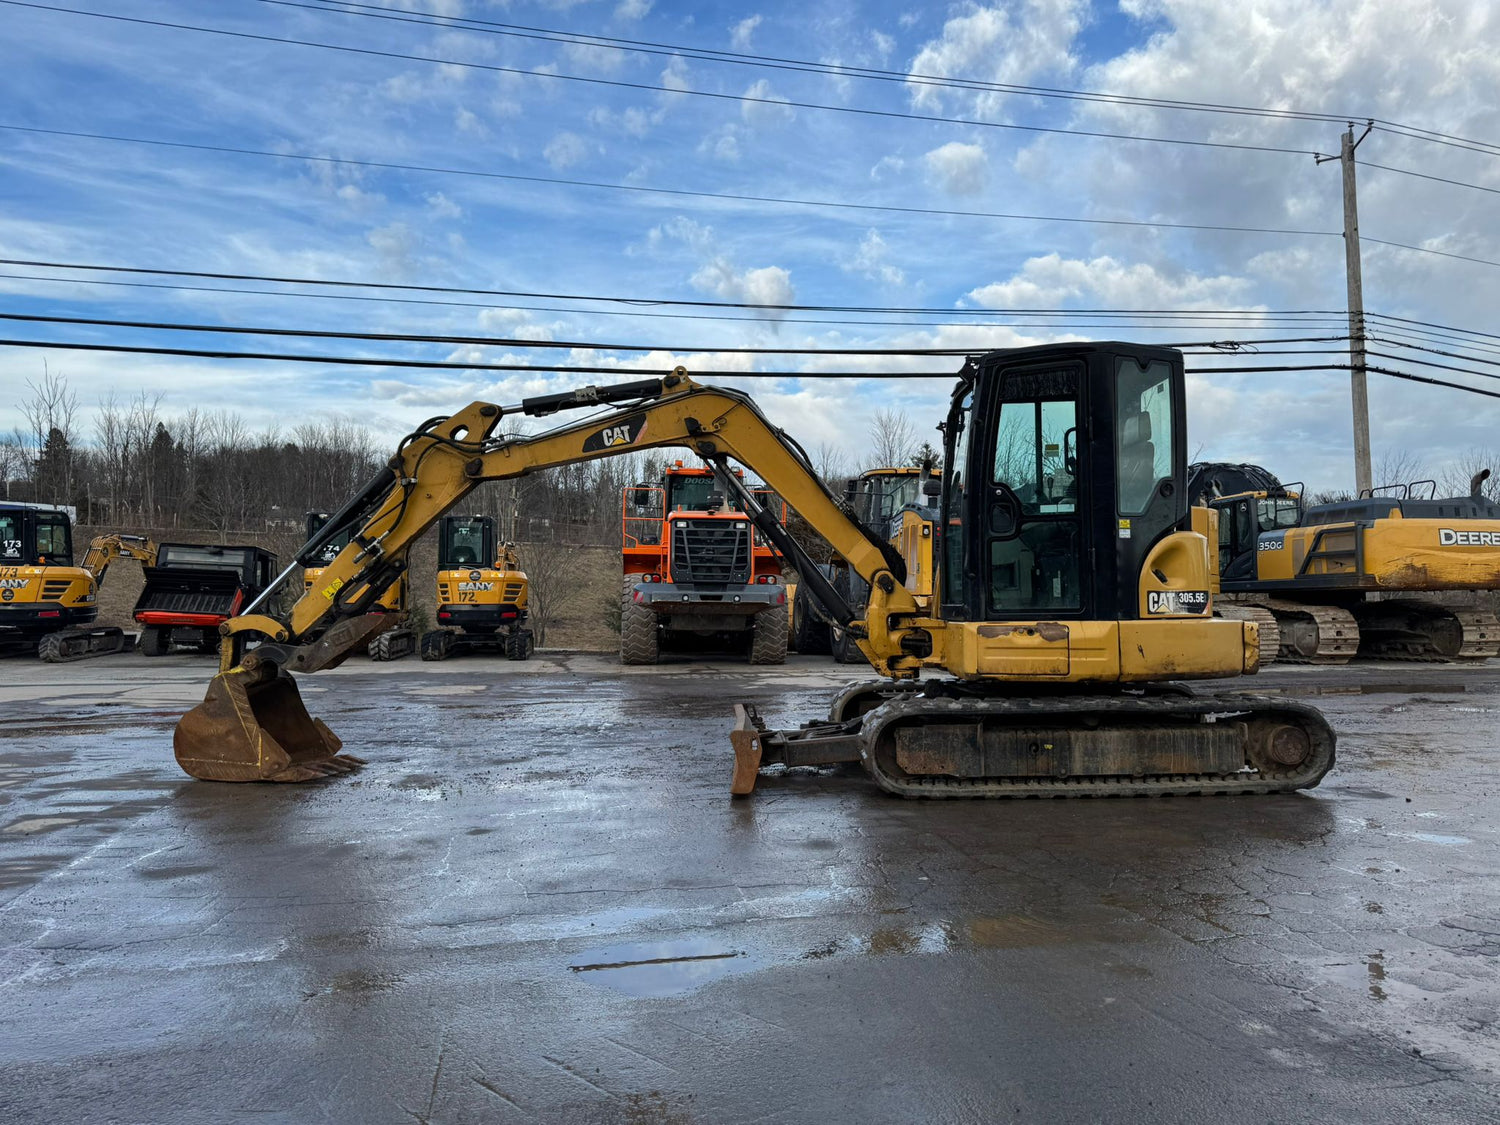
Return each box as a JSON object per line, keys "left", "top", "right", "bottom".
{"left": 305, "top": 510, "right": 417, "bottom": 661}
{"left": 173, "top": 342, "right": 1335, "bottom": 796}
{"left": 0, "top": 501, "right": 155, "bottom": 662}
{"left": 1192, "top": 462, "right": 1500, "bottom": 663}
{"left": 419, "top": 514, "right": 533, "bottom": 661}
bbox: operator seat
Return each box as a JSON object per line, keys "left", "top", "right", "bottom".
{"left": 1118, "top": 412, "right": 1157, "bottom": 505}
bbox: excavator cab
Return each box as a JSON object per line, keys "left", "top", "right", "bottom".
{"left": 944, "top": 344, "right": 1189, "bottom": 627}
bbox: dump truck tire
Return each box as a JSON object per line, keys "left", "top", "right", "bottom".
{"left": 139, "top": 626, "right": 169, "bottom": 657}
{"left": 749, "top": 602, "right": 789, "bottom": 665}
{"left": 619, "top": 580, "right": 659, "bottom": 665}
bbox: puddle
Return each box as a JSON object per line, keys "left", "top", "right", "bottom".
{"left": 4, "top": 816, "right": 80, "bottom": 834}
{"left": 1394, "top": 832, "right": 1472, "bottom": 846}
{"left": 568, "top": 939, "right": 755, "bottom": 997}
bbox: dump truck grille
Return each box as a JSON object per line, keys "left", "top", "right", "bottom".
{"left": 670, "top": 519, "right": 752, "bottom": 585}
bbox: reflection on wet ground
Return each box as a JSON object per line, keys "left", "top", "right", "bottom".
{"left": 0, "top": 659, "right": 1497, "bottom": 1122}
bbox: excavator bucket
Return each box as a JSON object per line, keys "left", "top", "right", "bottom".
{"left": 174, "top": 661, "right": 365, "bottom": 782}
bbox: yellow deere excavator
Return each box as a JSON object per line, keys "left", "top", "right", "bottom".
{"left": 0, "top": 501, "right": 156, "bottom": 662}
{"left": 172, "top": 343, "right": 1335, "bottom": 796}
{"left": 1192, "top": 462, "right": 1500, "bottom": 662}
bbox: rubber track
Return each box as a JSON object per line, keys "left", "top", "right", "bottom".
{"left": 857, "top": 692, "right": 1336, "bottom": 799}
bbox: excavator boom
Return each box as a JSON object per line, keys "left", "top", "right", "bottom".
{"left": 175, "top": 370, "right": 923, "bottom": 781}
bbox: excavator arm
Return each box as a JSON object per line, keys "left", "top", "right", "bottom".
{"left": 174, "top": 369, "right": 928, "bottom": 783}
{"left": 81, "top": 534, "right": 157, "bottom": 586}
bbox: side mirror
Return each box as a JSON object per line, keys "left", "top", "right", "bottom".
{"left": 629, "top": 488, "right": 654, "bottom": 509}
{"left": 922, "top": 478, "right": 941, "bottom": 498}
{"left": 842, "top": 477, "right": 860, "bottom": 501}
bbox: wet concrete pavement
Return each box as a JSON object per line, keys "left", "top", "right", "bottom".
{"left": 1, "top": 654, "right": 1497, "bottom": 1123}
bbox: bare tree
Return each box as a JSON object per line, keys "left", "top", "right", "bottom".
{"left": 867, "top": 408, "right": 918, "bottom": 469}
{"left": 519, "top": 537, "right": 587, "bottom": 646}
{"left": 20, "top": 364, "right": 80, "bottom": 504}
{"left": 1372, "top": 448, "right": 1429, "bottom": 492}
{"left": 1438, "top": 448, "right": 1500, "bottom": 501}
{"left": 812, "top": 441, "right": 850, "bottom": 486}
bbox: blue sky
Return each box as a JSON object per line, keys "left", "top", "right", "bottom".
{"left": 3, "top": 0, "right": 1499, "bottom": 492}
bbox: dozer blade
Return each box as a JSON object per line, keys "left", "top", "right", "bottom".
{"left": 174, "top": 660, "right": 366, "bottom": 782}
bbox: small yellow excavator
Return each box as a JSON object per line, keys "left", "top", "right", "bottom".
{"left": 0, "top": 501, "right": 155, "bottom": 662}
{"left": 304, "top": 511, "right": 415, "bottom": 661}
{"left": 1193, "top": 462, "right": 1500, "bottom": 662}
{"left": 173, "top": 343, "right": 1335, "bottom": 796}
{"left": 419, "top": 514, "right": 533, "bottom": 661}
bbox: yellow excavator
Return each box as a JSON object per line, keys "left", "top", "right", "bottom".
{"left": 0, "top": 501, "right": 156, "bottom": 662}
{"left": 419, "top": 515, "right": 533, "bottom": 661}
{"left": 304, "top": 510, "right": 416, "bottom": 661}
{"left": 172, "top": 342, "right": 1335, "bottom": 796}
{"left": 1192, "top": 462, "right": 1500, "bottom": 662}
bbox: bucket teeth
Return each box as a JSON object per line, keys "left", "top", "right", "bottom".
{"left": 173, "top": 661, "right": 352, "bottom": 782}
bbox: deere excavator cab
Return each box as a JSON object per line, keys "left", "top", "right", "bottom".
{"left": 304, "top": 511, "right": 415, "bottom": 660}
{"left": 173, "top": 344, "right": 1333, "bottom": 795}
{"left": 1193, "top": 461, "right": 1500, "bottom": 662}
{"left": 420, "top": 515, "right": 533, "bottom": 661}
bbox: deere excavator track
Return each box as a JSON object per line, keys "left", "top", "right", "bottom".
{"left": 1236, "top": 597, "right": 1359, "bottom": 664}
{"left": 734, "top": 684, "right": 1335, "bottom": 798}
{"left": 1352, "top": 600, "right": 1500, "bottom": 662}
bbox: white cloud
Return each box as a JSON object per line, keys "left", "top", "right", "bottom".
{"left": 965, "top": 253, "right": 1256, "bottom": 310}
{"left": 923, "top": 141, "right": 987, "bottom": 196}
{"left": 870, "top": 155, "right": 906, "bottom": 181}
{"left": 692, "top": 262, "right": 794, "bottom": 309}
{"left": 741, "top": 78, "right": 794, "bottom": 126}
{"left": 543, "top": 131, "right": 589, "bottom": 170}
{"left": 906, "top": 1, "right": 1085, "bottom": 116}
{"left": 615, "top": 0, "right": 653, "bottom": 19}
{"left": 842, "top": 229, "right": 905, "bottom": 286}
{"left": 425, "top": 192, "right": 462, "bottom": 220}
{"left": 477, "top": 308, "right": 554, "bottom": 342}
{"left": 731, "top": 15, "right": 763, "bottom": 50}
{"left": 454, "top": 107, "right": 484, "bottom": 134}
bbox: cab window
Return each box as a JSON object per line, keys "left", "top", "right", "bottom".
{"left": 1257, "top": 498, "right": 1300, "bottom": 531}
{"left": 36, "top": 517, "right": 70, "bottom": 565}
{"left": 993, "top": 399, "right": 1078, "bottom": 514}
{"left": 0, "top": 514, "right": 20, "bottom": 560}
{"left": 1116, "top": 359, "right": 1174, "bottom": 516}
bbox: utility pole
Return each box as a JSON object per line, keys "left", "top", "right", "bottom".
{"left": 1317, "top": 121, "right": 1374, "bottom": 496}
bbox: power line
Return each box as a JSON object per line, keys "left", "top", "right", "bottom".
{"left": 2, "top": 336, "right": 1495, "bottom": 399}
{"left": 0, "top": 311, "right": 1355, "bottom": 359}
{"left": 1369, "top": 310, "right": 1500, "bottom": 346}
{"left": 265, "top": 0, "right": 1357, "bottom": 128}
{"left": 0, "top": 124, "right": 1339, "bottom": 242}
{"left": 1372, "top": 123, "right": 1500, "bottom": 162}
{"left": 279, "top": 0, "right": 1500, "bottom": 169}
{"left": 0, "top": 256, "right": 1349, "bottom": 319}
{"left": 0, "top": 2, "right": 1322, "bottom": 158}
{"left": 0, "top": 271, "right": 1356, "bottom": 334}
{"left": 1363, "top": 237, "right": 1500, "bottom": 272}
{"left": 1369, "top": 335, "right": 1500, "bottom": 370}
{"left": 1358, "top": 159, "right": 1500, "bottom": 197}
